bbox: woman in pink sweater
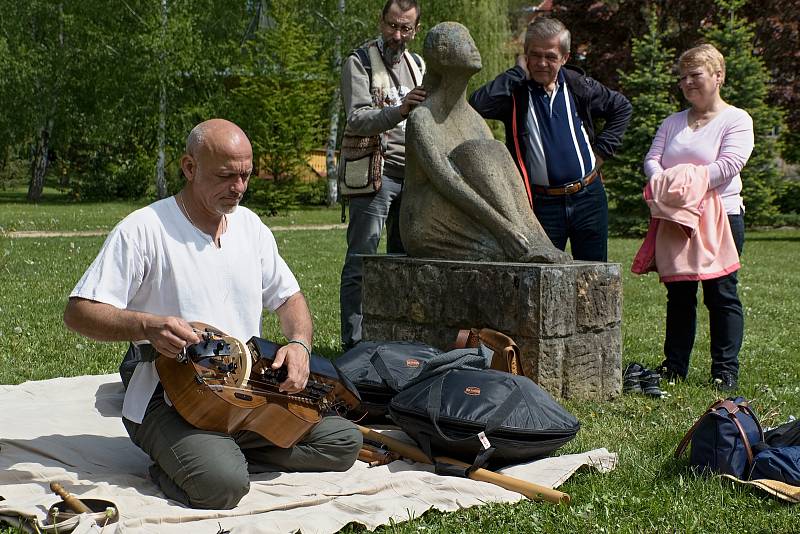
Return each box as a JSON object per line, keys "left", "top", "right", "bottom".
{"left": 643, "top": 44, "right": 754, "bottom": 391}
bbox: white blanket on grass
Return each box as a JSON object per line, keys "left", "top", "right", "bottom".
{"left": 0, "top": 374, "right": 617, "bottom": 533}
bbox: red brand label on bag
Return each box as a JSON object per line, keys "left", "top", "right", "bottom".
{"left": 405, "top": 359, "right": 420, "bottom": 368}
{"left": 465, "top": 386, "right": 481, "bottom": 396}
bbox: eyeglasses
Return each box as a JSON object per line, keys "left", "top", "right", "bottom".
{"left": 526, "top": 52, "right": 562, "bottom": 64}
{"left": 382, "top": 20, "right": 417, "bottom": 36}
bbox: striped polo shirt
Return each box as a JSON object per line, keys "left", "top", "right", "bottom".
{"left": 523, "top": 69, "right": 596, "bottom": 187}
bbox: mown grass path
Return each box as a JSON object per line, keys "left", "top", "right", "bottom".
{"left": 4, "top": 224, "right": 347, "bottom": 239}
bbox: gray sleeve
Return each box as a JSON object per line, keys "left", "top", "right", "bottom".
{"left": 341, "top": 54, "right": 405, "bottom": 137}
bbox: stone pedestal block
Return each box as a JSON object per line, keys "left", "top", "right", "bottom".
{"left": 362, "top": 255, "right": 622, "bottom": 400}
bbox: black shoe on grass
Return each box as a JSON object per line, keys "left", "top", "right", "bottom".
{"left": 623, "top": 362, "right": 644, "bottom": 394}
{"left": 658, "top": 362, "right": 683, "bottom": 385}
{"left": 712, "top": 372, "right": 738, "bottom": 392}
{"left": 640, "top": 369, "right": 664, "bottom": 398}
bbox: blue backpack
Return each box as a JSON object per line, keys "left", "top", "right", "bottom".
{"left": 675, "top": 397, "right": 763, "bottom": 479}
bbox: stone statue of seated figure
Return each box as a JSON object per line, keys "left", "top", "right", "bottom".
{"left": 401, "top": 22, "right": 571, "bottom": 264}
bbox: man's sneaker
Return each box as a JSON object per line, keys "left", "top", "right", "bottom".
{"left": 640, "top": 369, "right": 664, "bottom": 398}
{"left": 712, "top": 372, "right": 738, "bottom": 392}
{"left": 623, "top": 362, "right": 644, "bottom": 394}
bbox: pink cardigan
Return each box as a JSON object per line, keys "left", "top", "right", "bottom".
{"left": 632, "top": 164, "right": 740, "bottom": 282}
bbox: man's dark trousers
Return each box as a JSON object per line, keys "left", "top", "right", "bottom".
{"left": 532, "top": 178, "right": 608, "bottom": 262}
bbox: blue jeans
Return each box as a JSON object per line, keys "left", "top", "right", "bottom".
{"left": 533, "top": 178, "right": 608, "bottom": 261}
{"left": 339, "top": 176, "right": 404, "bottom": 348}
{"left": 663, "top": 211, "right": 745, "bottom": 379}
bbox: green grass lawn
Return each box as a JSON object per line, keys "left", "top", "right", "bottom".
{"left": 1, "top": 197, "right": 799, "bottom": 533}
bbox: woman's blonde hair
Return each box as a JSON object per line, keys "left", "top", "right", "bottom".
{"left": 679, "top": 43, "right": 726, "bottom": 83}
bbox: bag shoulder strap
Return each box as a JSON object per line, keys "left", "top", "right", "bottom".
{"left": 675, "top": 399, "right": 727, "bottom": 458}
{"left": 478, "top": 328, "right": 524, "bottom": 376}
{"left": 403, "top": 50, "right": 423, "bottom": 86}
{"left": 452, "top": 329, "right": 480, "bottom": 350}
{"left": 353, "top": 47, "right": 371, "bottom": 76}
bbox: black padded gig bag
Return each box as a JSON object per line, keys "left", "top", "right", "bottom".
{"left": 334, "top": 341, "right": 443, "bottom": 420}
{"left": 389, "top": 368, "right": 580, "bottom": 467}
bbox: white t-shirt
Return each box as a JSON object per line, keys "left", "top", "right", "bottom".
{"left": 70, "top": 197, "right": 300, "bottom": 423}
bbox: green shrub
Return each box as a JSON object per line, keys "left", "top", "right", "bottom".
{"left": 243, "top": 178, "right": 327, "bottom": 217}
{"left": 70, "top": 152, "right": 151, "bottom": 201}
{"left": 608, "top": 214, "right": 649, "bottom": 238}
{"left": 775, "top": 178, "right": 800, "bottom": 215}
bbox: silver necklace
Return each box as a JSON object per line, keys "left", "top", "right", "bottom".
{"left": 178, "top": 193, "right": 227, "bottom": 240}
{"left": 178, "top": 192, "right": 197, "bottom": 229}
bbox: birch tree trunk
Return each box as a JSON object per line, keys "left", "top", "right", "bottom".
{"left": 325, "top": 85, "right": 341, "bottom": 206}
{"left": 324, "top": 0, "right": 345, "bottom": 207}
{"left": 155, "top": 0, "right": 168, "bottom": 199}
{"left": 27, "top": 3, "right": 63, "bottom": 202}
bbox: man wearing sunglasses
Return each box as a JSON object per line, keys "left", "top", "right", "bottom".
{"left": 339, "top": 0, "right": 426, "bottom": 350}
{"left": 470, "top": 17, "right": 631, "bottom": 263}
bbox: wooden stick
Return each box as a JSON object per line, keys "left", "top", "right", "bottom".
{"left": 358, "top": 445, "right": 399, "bottom": 466}
{"left": 50, "top": 482, "right": 93, "bottom": 515}
{"left": 356, "top": 425, "right": 570, "bottom": 504}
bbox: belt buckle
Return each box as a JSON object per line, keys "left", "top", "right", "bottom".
{"left": 564, "top": 182, "right": 581, "bottom": 194}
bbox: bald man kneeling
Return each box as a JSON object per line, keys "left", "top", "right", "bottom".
{"left": 63, "top": 119, "right": 361, "bottom": 509}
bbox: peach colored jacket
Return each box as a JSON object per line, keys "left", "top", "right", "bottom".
{"left": 632, "top": 164, "right": 740, "bottom": 282}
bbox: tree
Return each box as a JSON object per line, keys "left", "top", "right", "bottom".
{"left": 743, "top": 0, "right": 800, "bottom": 163}
{"left": 605, "top": 9, "right": 678, "bottom": 235}
{"left": 0, "top": 2, "right": 75, "bottom": 201}
{"left": 229, "top": 0, "right": 329, "bottom": 182}
{"left": 421, "top": 0, "right": 513, "bottom": 96}
{"left": 554, "top": 0, "right": 799, "bottom": 165}
{"left": 301, "top": 0, "right": 378, "bottom": 206}
{"left": 65, "top": 0, "right": 248, "bottom": 200}
{"left": 704, "top": 0, "right": 784, "bottom": 225}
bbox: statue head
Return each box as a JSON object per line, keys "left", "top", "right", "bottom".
{"left": 423, "top": 22, "right": 482, "bottom": 80}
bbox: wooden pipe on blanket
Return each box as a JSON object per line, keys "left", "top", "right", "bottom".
{"left": 355, "top": 425, "right": 570, "bottom": 504}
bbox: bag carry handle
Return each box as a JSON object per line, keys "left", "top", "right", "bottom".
{"left": 674, "top": 398, "right": 760, "bottom": 470}
{"left": 452, "top": 328, "right": 524, "bottom": 376}
{"left": 425, "top": 372, "right": 523, "bottom": 445}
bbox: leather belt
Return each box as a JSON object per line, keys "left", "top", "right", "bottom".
{"left": 533, "top": 169, "right": 599, "bottom": 196}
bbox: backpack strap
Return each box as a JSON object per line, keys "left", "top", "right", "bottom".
{"left": 675, "top": 399, "right": 726, "bottom": 458}
{"left": 353, "top": 47, "right": 371, "bottom": 76}
{"left": 675, "top": 398, "right": 760, "bottom": 470}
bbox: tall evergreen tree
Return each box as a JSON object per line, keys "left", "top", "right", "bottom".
{"left": 703, "top": 0, "right": 784, "bottom": 225}
{"left": 605, "top": 9, "right": 677, "bottom": 235}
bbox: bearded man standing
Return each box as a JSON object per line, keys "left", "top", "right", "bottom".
{"left": 339, "top": 0, "right": 426, "bottom": 350}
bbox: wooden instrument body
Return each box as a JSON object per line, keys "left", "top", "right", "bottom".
{"left": 155, "top": 323, "right": 359, "bottom": 448}
{"left": 156, "top": 355, "right": 321, "bottom": 448}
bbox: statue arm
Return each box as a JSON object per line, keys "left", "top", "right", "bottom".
{"left": 408, "top": 110, "right": 529, "bottom": 256}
